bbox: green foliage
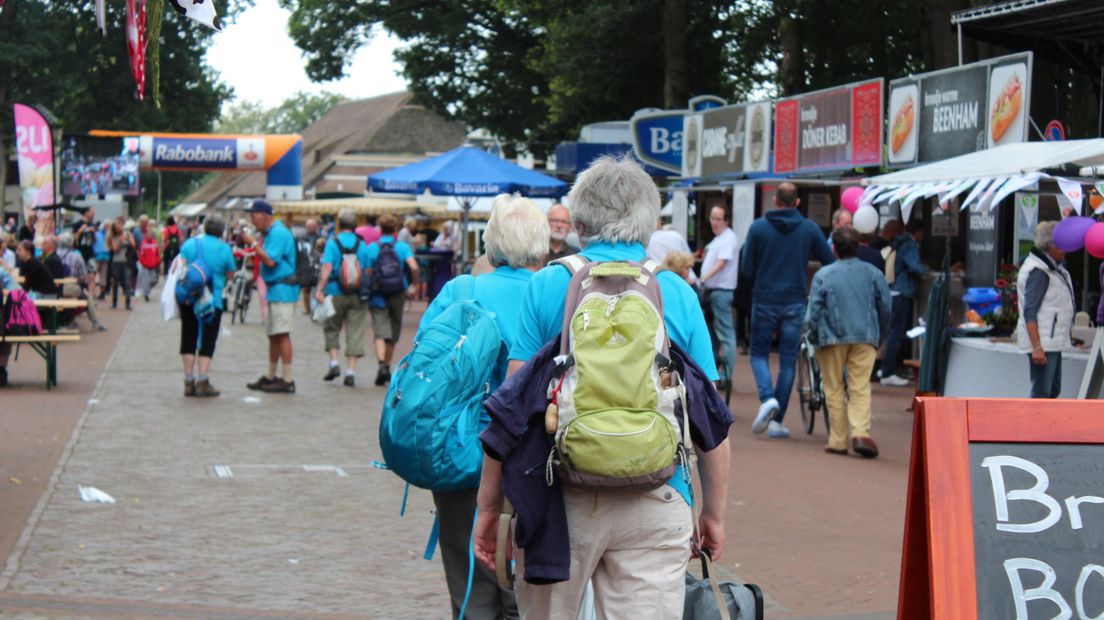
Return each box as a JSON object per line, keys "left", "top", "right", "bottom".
{"left": 216, "top": 91, "right": 348, "bottom": 135}
{"left": 0, "top": 0, "right": 246, "bottom": 205}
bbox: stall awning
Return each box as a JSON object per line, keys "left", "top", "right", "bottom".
{"left": 169, "top": 203, "right": 207, "bottom": 218}
{"left": 270, "top": 196, "right": 446, "bottom": 216}
{"left": 863, "top": 139, "right": 1104, "bottom": 221}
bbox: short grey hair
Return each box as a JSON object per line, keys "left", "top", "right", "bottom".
{"left": 204, "top": 215, "right": 226, "bottom": 238}
{"left": 58, "top": 232, "right": 75, "bottom": 249}
{"left": 483, "top": 194, "right": 550, "bottom": 268}
{"left": 1034, "top": 220, "right": 1058, "bottom": 250}
{"left": 567, "top": 155, "right": 659, "bottom": 244}
{"left": 337, "top": 209, "right": 357, "bottom": 230}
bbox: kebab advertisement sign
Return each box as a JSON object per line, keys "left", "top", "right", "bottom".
{"left": 888, "top": 52, "right": 1032, "bottom": 166}
{"left": 773, "top": 78, "right": 883, "bottom": 174}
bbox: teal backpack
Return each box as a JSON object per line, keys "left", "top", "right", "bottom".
{"left": 379, "top": 275, "right": 505, "bottom": 491}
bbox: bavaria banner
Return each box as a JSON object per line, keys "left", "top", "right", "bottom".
{"left": 13, "top": 103, "right": 56, "bottom": 238}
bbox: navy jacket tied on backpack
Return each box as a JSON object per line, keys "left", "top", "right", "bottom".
{"left": 480, "top": 337, "right": 733, "bottom": 584}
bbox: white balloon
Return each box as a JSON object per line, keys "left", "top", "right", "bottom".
{"left": 853, "top": 206, "right": 879, "bottom": 234}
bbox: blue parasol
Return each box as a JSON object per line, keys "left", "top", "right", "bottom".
{"left": 367, "top": 146, "right": 568, "bottom": 260}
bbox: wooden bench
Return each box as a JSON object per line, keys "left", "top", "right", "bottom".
{"left": 1, "top": 333, "right": 81, "bottom": 389}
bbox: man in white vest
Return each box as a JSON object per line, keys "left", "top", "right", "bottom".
{"left": 1016, "top": 220, "right": 1075, "bottom": 398}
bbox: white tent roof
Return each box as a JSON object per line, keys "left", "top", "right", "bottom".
{"left": 869, "top": 139, "right": 1104, "bottom": 185}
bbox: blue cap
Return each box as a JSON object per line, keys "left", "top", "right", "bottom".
{"left": 249, "top": 200, "right": 274, "bottom": 215}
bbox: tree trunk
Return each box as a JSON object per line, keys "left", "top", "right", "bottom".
{"left": 663, "top": 0, "right": 688, "bottom": 108}
{"left": 778, "top": 14, "right": 804, "bottom": 96}
{"left": 920, "top": 0, "right": 973, "bottom": 69}
{"left": 0, "top": 0, "right": 18, "bottom": 210}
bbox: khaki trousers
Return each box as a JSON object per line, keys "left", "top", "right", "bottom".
{"left": 323, "top": 293, "right": 369, "bottom": 357}
{"left": 815, "top": 343, "right": 876, "bottom": 452}
{"left": 516, "top": 485, "right": 691, "bottom": 620}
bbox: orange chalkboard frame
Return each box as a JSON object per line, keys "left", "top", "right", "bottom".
{"left": 898, "top": 397, "right": 1104, "bottom": 619}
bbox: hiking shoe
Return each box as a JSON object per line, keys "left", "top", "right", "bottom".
{"left": 344, "top": 375, "right": 355, "bottom": 388}
{"left": 184, "top": 379, "right": 196, "bottom": 397}
{"left": 323, "top": 366, "right": 340, "bottom": 382}
{"left": 246, "top": 376, "right": 275, "bottom": 391}
{"left": 93, "top": 323, "right": 108, "bottom": 332}
{"left": 374, "top": 364, "right": 389, "bottom": 386}
{"left": 767, "top": 420, "right": 791, "bottom": 439}
{"left": 194, "top": 379, "right": 220, "bottom": 398}
{"left": 752, "top": 398, "right": 779, "bottom": 434}
{"left": 261, "top": 378, "right": 296, "bottom": 394}
{"left": 852, "top": 436, "right": 880, "bottom": 459}
{"left": 880, "top": 374, "right": 910, "bottom": 387}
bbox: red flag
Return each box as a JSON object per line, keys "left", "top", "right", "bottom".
{"left": 126, "top": 0, "right": 147, "bottom": 100}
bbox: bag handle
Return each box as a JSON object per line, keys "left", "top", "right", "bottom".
{"left": 495, "top": 498, "right": 516, "bottom": 588}
{"left": 689, "top": 454, "right": 731, "bottom": 620}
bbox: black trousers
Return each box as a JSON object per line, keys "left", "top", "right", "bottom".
{"left": 179, "top": 305, "right": 223, "bottom": 358}
{"left": 110, "top": 261, "right": 132, "bottom": 307}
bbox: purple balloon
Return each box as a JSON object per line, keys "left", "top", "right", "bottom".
{"left": 1053, "top": 216, "right": 1095, "bottom": 252}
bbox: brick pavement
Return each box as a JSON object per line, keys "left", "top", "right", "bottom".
{"left": 0, "top": 291, "right": 919, "bottom": 619}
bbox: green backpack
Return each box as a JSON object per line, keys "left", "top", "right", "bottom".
{"left": 545, "top": 255, "right": 690, "bottom": 491}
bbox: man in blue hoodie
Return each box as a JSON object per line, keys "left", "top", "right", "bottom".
{"left": 742, "top": 182, "right": 835, "bottom": 438}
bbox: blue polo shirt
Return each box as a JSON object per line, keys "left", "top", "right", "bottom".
{"left": 418, "top": 266, "right": 533, "bottom": 353}
{"left": 365, "top": 235, "right": 415, "bottom": 288}
{"left": 321, "top": 231, "right": 373, "bottom": 297}
{"left": 261, "top": 220, "right": 299, "bottom": 303}
{"left": 511, "top": 241, "right": 718, "bottom": 381}
{"left": 179, "top": 235, "right": 235, "bottom": 310}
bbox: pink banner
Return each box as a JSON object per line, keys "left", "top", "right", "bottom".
{"left": 127, "top": 0, "right": 147, "bottom": 100}
{"left": 13, "top": 103, "right": 55, "bottom": 238}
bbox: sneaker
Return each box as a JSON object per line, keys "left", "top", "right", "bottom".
{"left": 880, "top": 374, "right": 910, "bottom": 387}
{"left": 323, "top": 366, "right": 340, "bottom": 382}
{"left": 246, "top": 376, "right": 275, "bottom": 391}
{"left": 344, "top": 375, "right": 355, "bottom": 388}
{"left": 767, "top": 420, "right": 791, "bottom": 439}
{"left": 751, "top": 398, "right": 779, "bottom": 434}
{"left": 261, "top": 378, "right": 296, "bottom": 394}
{"left": 184, "top": 379, "right": 196, "bottom": 397}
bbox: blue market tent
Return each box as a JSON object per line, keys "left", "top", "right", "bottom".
{"left": 368, "top": 146, "right": 568, "bottom": 199}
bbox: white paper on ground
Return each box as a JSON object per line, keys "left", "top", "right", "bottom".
{"left": 242, "top": 396, "right": 261, "bottom": 404}
{"left": 78, "top": 485, "right": 116, "bottom": 504}
{"left": 907, "top": 326, "right": 927, "bottom": 339}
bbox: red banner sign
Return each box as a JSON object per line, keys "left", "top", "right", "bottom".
{"left": 773, "top": 78, "right": 884, "bottom": 174}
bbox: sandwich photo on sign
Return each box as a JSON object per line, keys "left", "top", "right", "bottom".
{"left": 987, "top": 62, "right": 1027, "bottom": 148}
{"left": 888, "top": 83, "right": 918, "bottom": 164}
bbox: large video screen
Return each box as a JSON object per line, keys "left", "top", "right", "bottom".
{"left": 61, "top": 136, "right": 141, "bottom": 197}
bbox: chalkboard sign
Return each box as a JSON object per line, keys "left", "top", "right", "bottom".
{"left": 899, "top": 398, "right": 1104, "bottom": 619}
{"left": 970, "top": 443, "right": 1104, "bottom": 618}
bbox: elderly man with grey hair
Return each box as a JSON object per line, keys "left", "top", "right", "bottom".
{"left": 1016, "top": 220, "right": 1075, "bottom": 398}
{"left": 472, "top": 156, "right": 732, "bottom": 619}
{"left": 410, "top": 193, "right": 548, "bottom": 620}
{"left": 57, "top": 232, "right": 107, "bottom": 331}
{"left": 314, "top": 210, "right": 372, "bottom": 387}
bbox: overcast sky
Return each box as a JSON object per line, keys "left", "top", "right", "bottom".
{"left": 205, "top": 0, "right": 408, "bottom": 109}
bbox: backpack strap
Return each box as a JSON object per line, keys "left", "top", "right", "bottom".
{"left": 550, "top": 254, "right": 587, "bottom": 276}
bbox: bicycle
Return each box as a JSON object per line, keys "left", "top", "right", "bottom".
{"left": 226, "top": 249, "right": 255, "bottom": 325}
{"left": 796, "top": 331, "right": 830, "bottom": 435}
{"left": 700, "top": 289, "right": 733, "bottom": 406}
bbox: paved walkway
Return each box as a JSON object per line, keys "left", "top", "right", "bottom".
{"left": 0, "top": 290, "right": 918, "bottom": 619}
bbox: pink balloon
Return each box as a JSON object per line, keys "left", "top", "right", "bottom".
{"left": 1086, "top": 222, "right": 1104, "bottom": 259}
{"left": 841, "top": 186, "right": 865, "bottom": 213}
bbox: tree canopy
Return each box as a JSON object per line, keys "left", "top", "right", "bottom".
{"left": 216, "top": 91, "right": 348, "bottom": 135}
{"left": 279, "top": 0, "right": 964, "bottom": 157}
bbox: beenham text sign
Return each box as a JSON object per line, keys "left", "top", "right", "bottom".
{"left": 899, "top": 398, "right": 1104, "bottom": 620}
{"left": 887, "top": 52, "right": 1033, "bottom": 166}
{"left": 773, "top": 78, "right": 883, "bottom": 174}
{"left": 630, "top": 109, "right": 687, "bottom": 174}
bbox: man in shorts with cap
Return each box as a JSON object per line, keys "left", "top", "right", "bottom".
{"left": 242, "top": 200, "right": 300, "bottom": 393}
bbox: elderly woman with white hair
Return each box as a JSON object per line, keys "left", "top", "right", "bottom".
{"left": 1016, "top": 220, "right": 1075, "bottom": 398}
{"left": 473, "top": 156, "right": 732, "bottom": 618}
{"left": 411, "top": 193, "right": 548, "bottom": 620}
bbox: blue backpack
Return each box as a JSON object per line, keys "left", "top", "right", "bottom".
{"left": 379, "top": 275, "right": 504, "bottom": 491}
{"left": 372, "top": 241, "right": 405, "bottom": 295}
{"left": 174, "top": 239, "right": 213, "bottom": 319}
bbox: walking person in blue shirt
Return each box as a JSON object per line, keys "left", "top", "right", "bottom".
{"left": 365, "top": 213, "right": 420, "bottom": 386}
{"left": 242, "top": 200, "right": 300, "bottom": 394}
{"left": 314, "top": 210, "right": 373, "bottom": 387}
{"left": 177, "top": 216, "right": 236, "bottom": 397}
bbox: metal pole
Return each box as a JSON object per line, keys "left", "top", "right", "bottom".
{"left": 957, "top": 23, "right": 963, "bottom": 66}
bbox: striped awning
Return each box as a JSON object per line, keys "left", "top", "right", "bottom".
{"left": 270, "top": 196, "right": 446, "bottom": 216}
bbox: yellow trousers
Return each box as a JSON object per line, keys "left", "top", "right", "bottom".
{"left": 815, "top": 343, "right": 876, "bottom": 452}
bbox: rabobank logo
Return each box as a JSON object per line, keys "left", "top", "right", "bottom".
{"left": 151, "top": 138, "right": 237, "bottom": 169}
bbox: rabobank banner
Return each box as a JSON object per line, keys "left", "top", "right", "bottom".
{"left": 139, "top": 136, "right": 266, "bottom": 170}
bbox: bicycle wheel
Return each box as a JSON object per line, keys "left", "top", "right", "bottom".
{"left": 230, "top": 281, "right": 243, "bottom": 324}
{"left": 238, "top": 283, "right": 251, "bottom": 324}
{"left": 797, "top": 347, "right": 816, "bottom": 434}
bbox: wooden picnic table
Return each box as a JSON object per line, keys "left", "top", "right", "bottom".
{"left": 0, "top": 294, "right": 87, "bottom": 389}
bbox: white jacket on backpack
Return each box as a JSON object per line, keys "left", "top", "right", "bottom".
{"left": 1016, "top": 249, "right": 1075, "bottom": 353}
